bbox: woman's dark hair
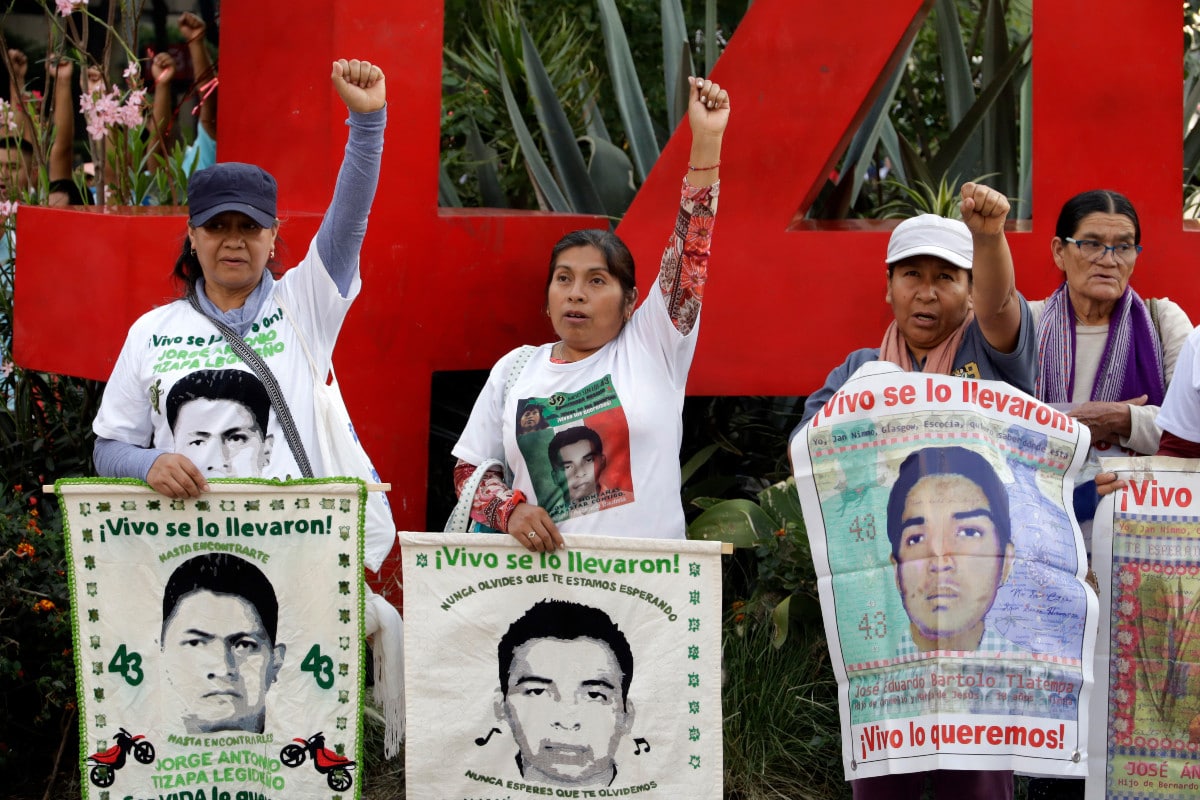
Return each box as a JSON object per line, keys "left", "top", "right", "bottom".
{"left": 172, "top": 232, "right": 285, "bottom": 296}
{"left": 544, "top": 229, "right": 637, "bottom": 306}
{"left": 1055, "top": 190, "right": 1141, "bottom": 244}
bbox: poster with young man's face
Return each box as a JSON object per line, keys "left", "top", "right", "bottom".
{"left": 1089, "top": 459, "right": 1200, "bottom": 800}
{"left": 400, "top": 532, "right": 724, "bottom": 799}
{"left": 790, "top": 363, "right": 1097, "bottom": 780}
{"left": 58, "top": 479, "right": 367, "bottom": 800}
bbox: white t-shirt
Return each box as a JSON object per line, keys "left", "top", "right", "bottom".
{"left": 1158, "top": 325, "right": 1200, "bottom": 443}
{"left": 94, "top": 237, "right": 357, "bottom": 482}
{"left": 453, "top": 287, "right": 697, "bottom": 539}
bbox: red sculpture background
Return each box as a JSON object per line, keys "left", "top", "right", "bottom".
{"left": 13, "top": 1, "right": 1197, "bottom": 590}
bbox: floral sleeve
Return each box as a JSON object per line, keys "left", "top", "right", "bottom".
{"left": 452, "top": 459, "right": 525, "bottom": 532}
{"left": 658, "top": 178, "right": 719, "bottom": 335}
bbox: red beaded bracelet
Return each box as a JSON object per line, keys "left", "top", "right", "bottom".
{"left": 688, "top": 161, "right": 721, "bottom": 171}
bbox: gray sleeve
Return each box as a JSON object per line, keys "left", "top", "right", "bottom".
{"left": 797, "top": 351, "right": 876, "bottom": 429}
{"left": 316, "top": 106, "right": 387, "bottom": 297}
{"left": 982, "top": 294, "right": 1037, "bottom": 396}
{"left": 94, "top": 436, "right": 166, "bottom": 481}
{"left": 1124, "top": 403, "right": 1163, "bottom": 455}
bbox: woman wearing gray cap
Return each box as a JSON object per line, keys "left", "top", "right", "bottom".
{"left": 90, "top": 58, "right": 407, "bottom": 757}
{"left": 93, "top": 57, "right": 385, "bottom": 497}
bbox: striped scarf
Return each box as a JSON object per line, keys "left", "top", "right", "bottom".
{"left": 1035, "top": 283, "right": 1165, "bottom": 405}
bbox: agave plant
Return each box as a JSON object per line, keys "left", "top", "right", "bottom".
{"left": 814, "top": 0, "right": 1032, "bottom": 220}
{"left": 871, "top": 171, "right": 999, "bottom": 220}
{"left": 441, "top": 0, "right": 725, "bottom": 221}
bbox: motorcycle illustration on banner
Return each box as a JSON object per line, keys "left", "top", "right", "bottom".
{"left": 57, "top": 478, "right": 368, "bottom": 800}
{"left": 86, "top": 727, "right": 155, "bottom": 787}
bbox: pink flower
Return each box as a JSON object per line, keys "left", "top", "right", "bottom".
{"left": 118, "top": 89, "right": 146, "bottom": 128}
{"left": 0, "top": 99, "right": 18, "bottom": 135}
{"left": 122, "top": 61, "right": 140, "bottom": 82}
{"left": 79, "top": 85, "right": 125, "bottom": 139}
{"left": 0, "top": 201, "right": 18, "bottom": 218}
{"left": 55, "top": 0, "right": 87, "bottom": 16}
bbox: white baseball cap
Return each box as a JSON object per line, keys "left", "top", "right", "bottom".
{"left": 886, "top": 214, "right": 973, "bottom": 270}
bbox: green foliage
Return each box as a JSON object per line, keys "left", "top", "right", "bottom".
{"left": 441, "top": 0, "right": 740, "bottom": 216}
{"left": 816, "top": 0, "right": 1032, "bottom": 220}
{"left": 0, "top": 486, "right": 79, "bottom": 795}
{"left": 872, "top": 171, "right": 997, "bottom": 219}
{"left": 722, "top": 610, "right": 846, "bottom": 800}
{"left": 442, "top": 0, "right": 601, "bottom": 209}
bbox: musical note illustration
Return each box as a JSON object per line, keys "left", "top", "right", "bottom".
{"left": 475, "top": 727, "right": 501, "bottom": 746}
{"left": 633, "top": 737, "right": 650, "bottom": 755}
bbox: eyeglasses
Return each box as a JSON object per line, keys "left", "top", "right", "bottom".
{"left": 1063, "top": 237, "right": 1142, "bottom": 264}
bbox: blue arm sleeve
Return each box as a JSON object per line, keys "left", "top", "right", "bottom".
{"left": 316, "top": 106, "right": 387, "bottom": 297}
{"left": 94, "top": 436, "right": 165, "bottom": 481}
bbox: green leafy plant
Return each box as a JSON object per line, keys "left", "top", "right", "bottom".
{"left": 812, "top": 0, "right": 1031, "bottom": 220}
{"left": 690, "top": 477, "right": 819, "bottom": 647}
{"left": 440, "top": 0, "right": 734, "bottom": 220}
{"left": 0, "top": 487, "right": 78, "bottom": 796}
{"left": 722, "top": 607, "right": 846, "bottom": 800}
{"left": 872, "top": 171, "right": 999, "bottom": 219}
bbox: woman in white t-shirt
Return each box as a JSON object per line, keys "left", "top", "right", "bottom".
{"left": 92, "top": 58, "right": 386, "bottom": 502}
{"left": 452, "top": 77, "right": 730, "bottom": 552}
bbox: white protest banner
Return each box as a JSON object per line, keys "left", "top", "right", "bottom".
{"left": 1089, "top": 457, "right": 1200, "bottom": 799}
{"left": 790, "top": 362, "right": 1098, "bottom": 780}
{"left": 401, "top": 531, "right": 723, "bottom": 800}
{"left": 57, "top": 478, "right": 366, "bottom": 800}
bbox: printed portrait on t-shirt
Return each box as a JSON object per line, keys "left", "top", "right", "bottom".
{"left": 515, "top": 376, "right": 634, "bottom": 522}
{"left": 163, "top": 369, "right": 275, "bottom": 478}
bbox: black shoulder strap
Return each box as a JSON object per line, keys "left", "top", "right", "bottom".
{"left": 186, "top": 292, "right": 314, "bottom": 477}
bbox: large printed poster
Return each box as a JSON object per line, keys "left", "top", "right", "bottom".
{"left": 57, "top": 478, "right": 366, "bottom": 800}
{"left": 790, "top": 362, "right": 1098, "bottom": 779}
{"left": 401, "top": 532, "right": 723, "bottom": 800}
{"left": 1089, "top": 457, "right": 1200, "bottom": 799}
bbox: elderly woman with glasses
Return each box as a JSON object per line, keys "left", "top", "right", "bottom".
{"left": 1033, "top": 191, "right": 1191, "bottom": 469}
{"left": 1024, "top": 191, "right": 1192, "bottom": 800}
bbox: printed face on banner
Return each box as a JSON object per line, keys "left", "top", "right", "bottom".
{"left": 497, "top": 637, "right": 634, "bottom": 786}
{"left": 61, "top": 481, "right": 365, "bottom": 798}
{"left": 161, "top": 589, "right": 285, "bottom": 732}
{"left": 401, "top": 534, "right": 723, "bottom": 800}
{"left": 515, "top": 378, "right": 634, "bottom": 521}
{"left": 892, "top": 473, "right": 1014, "bottom": 652}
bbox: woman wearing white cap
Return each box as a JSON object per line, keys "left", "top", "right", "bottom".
{"left": 793, "top": 182, "right": 1032, "bottom": 800}
{"left": 798, "top": 182, "right": 1035, "bottom": 428}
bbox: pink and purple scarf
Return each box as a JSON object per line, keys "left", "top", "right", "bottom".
{"left": 1035, "top": 282, "right": 1165, "bottom": 405}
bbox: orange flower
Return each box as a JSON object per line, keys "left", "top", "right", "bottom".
{"left": 775, "top": 528, "right": 787, "bottom": 538}
{"left": 34, "top": 599, "right": 56, "bottom": 613}
{"left": 15, "top": 541, "right": 34, "bottom": 558}
{"left": 734, "top": 613, "right": 746, "bottom": 623}
{"left": 731, "top": 600, "right": 745, "bottom": 611}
